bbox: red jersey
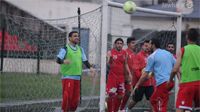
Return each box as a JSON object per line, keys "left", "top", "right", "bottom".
{"left": 126, "top": 48, "right": 135, "bottom": 71}
{"left": 125, "top": 48, "right": 140, "bottom": 86}
{"left": 109, "top": 49, "right": 126, "bottom": 77}
{"left": 137, "top": 51, "right": 155, "bottom": 86}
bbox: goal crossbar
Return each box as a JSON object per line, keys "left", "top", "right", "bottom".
{"left": 107, "top": 1, "right": 182, "bottom": 17}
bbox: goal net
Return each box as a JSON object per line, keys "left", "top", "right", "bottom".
{"left": 2, "top": 1, "right": 198, "bottom": 112}
{"left": 100, "top": 1, "right": 183, "bottom": 111}
{"left": 0, "top": 6, "right": 102, "bottom": 112}
{"left": 108, "top": 14, "right": 177, "bottom": 111}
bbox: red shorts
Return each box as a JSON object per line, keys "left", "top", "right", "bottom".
{"left": 106, "top": 74, "right": 125, "bottom": 96}
{"left": 62, "top": 79, "right": 80, "bottom": 111}
{"left": 150, "top": 81, "right": 174, "bottom": 112}
{"left": 176, "top": 84, "right": 200, "bottom": 110}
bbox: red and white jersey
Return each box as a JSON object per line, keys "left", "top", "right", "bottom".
{"left": 108, "top": 49, "right": 126, "bottom": 77}
{"left": 125, "top": 48, "right": 139, "bottom": 86}
{"left": 137, "top": 51, "right": 148, "bottom": 69}
{"left": 126, "top": 48, "right": 137, "bottom": 71}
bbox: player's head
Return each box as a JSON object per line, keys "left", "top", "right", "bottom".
{"left": 68, "top": 31, "right": 79, "bottom": 44}
{"left": 141, "top": 40, "right": 151, "bottom": 53}
{"left": 150, "top": 38, "right": 160, "bottom": 51}
{"left": 127, "top": 37, "right": 136, "bottom": 51}
{"left": 166, "top": 42, "right": 175, "bottom": 54}
{"left": 186, "top": 28, "right": 199, "bottom": 44}
{"left": 114, "top": 38, "right": 124, "bottom": 51}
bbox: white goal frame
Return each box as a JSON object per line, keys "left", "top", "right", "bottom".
{"left": 100, "top": 1, "right": 182, "bottom": 111}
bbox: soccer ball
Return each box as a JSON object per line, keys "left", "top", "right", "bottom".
{"left": 123, "top": 1, "right": 137, "bottom": 14}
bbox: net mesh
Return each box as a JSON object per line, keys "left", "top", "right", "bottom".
{"left": 107, "top": 6, "right": 178, "bottom": 111}
{"left": 1, "top": 3, "right": 199, "bottom": 112}
{"left": 0, "top": 7, "right": 102, "bottom": 112}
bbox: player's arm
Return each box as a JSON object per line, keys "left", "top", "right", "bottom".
{"left": 56, "top": 47, "right": 70, "bottom": 64}
{"left": 131, "top": 71, "right": 149, "bottom": 96}
{"left": 142, "top": 68, "right": 154, "bottom": 78}
{"left": 169, "top": 49, "right": 182, "bottom": 82}
{"left": 125, "top": 53, "right": 132, "bottom": 83}
{"left": 83, "top": 61, "right": 93, "bottom": 68}
{"left": 81, "top": 48, "right": 95, "bottom": 76}
{"left": 82, "top": 48, "right": 93, "bottom": 69}
{"left": 106, "top": 51, "right": 111, "bottom": 64}
{"left": 56, "top": 57, "right": 64, "bottom": 64}
{"left": 135, "top": 72, "right": 149, "bottom": 89}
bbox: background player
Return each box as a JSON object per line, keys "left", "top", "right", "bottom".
{"left": 168, "top": 28, "right": 200, "bottom": 112}
{"left": 166, "top": 42, "right": 176, "bottom": 58}
{"left": 106, "top": 38, "right": 131, "bottom": 112}
{"left": 120, "top": 37, "right": 136, "bottom": 111}
{"left": 132, "top": 38, "right": 175, "bottom": 112}
{"left": 127, "top": 40, "right": 155, "bottom": 111}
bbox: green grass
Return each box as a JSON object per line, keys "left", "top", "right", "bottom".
{"left": 0, "top": 72, "right": 100, "bottom": 103}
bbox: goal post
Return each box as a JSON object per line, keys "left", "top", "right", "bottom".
{"left": 100, "top": 0, "right": 182, "bottom": 111}
{"left": 99, "top": 0, "right": 109, "bottom": 111}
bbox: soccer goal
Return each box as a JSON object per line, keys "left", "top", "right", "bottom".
{"left": 100, "top": 0, "right": 182, "bottom": 111}
{"left": 3, "top": 1, "right": 198, "bottom": 112}
{"left": 0, "top": 4, "right": 102, "bottom": 111}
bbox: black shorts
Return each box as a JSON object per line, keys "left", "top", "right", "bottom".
{"left": 132, "top": 86, "right": 154, "bottom": 102}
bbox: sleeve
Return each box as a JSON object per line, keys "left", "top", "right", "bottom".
{"left": 181, "top": 47, "right": 184, "bottom": 58}
{"left": 172, "top": 55, "right": 176, "bottom": 66}
{"left": 57, "top": 48, "right": 67, "bottom": 59}
{"left": 145, "top": 55, "right": 154, "bottom": 73}
{"left": 81, "top": 47, "right": 88, "bottom": 61}
{"left": 56, "top": 48, "right": 67, "bottom": 64}
{"left": 81, "top": 47, "right": 92, "bottom": 68}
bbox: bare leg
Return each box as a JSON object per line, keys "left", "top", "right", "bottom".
{"left": 115, "top": 95, "right": 123, "bottom": 111}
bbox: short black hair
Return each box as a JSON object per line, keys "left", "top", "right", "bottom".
{"left": 150, "top": 38, "right": 160, "bottom": 48}
{"left": 68, "top": 31, "right": 78, "bottom": 38}
{"left": 140, "top": 39, "right": 150, "bottom": 46}
{"left": 166, "top": 42, "right": 174, "bottom": 47}
{"left": 144, "top": 40, "right": 150, "bottom": 44}
{"left": 127, "top": 37, "right": 135, "bottom": 44}
{"left": 187, "top": 28, "right": 199, "bottom": 42}
{"left": 114, "top": 38, "right": 124, "bottom": 44}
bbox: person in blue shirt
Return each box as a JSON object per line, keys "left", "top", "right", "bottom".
{"left": 131, "top": 38, "right": 176, "bottom": 112}
{"left": 56, "top": 31, "right": 95, "bottom": 112}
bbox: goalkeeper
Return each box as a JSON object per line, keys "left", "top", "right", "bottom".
{"left": 56, "top": 31, "right": 95, "bottom": 112}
